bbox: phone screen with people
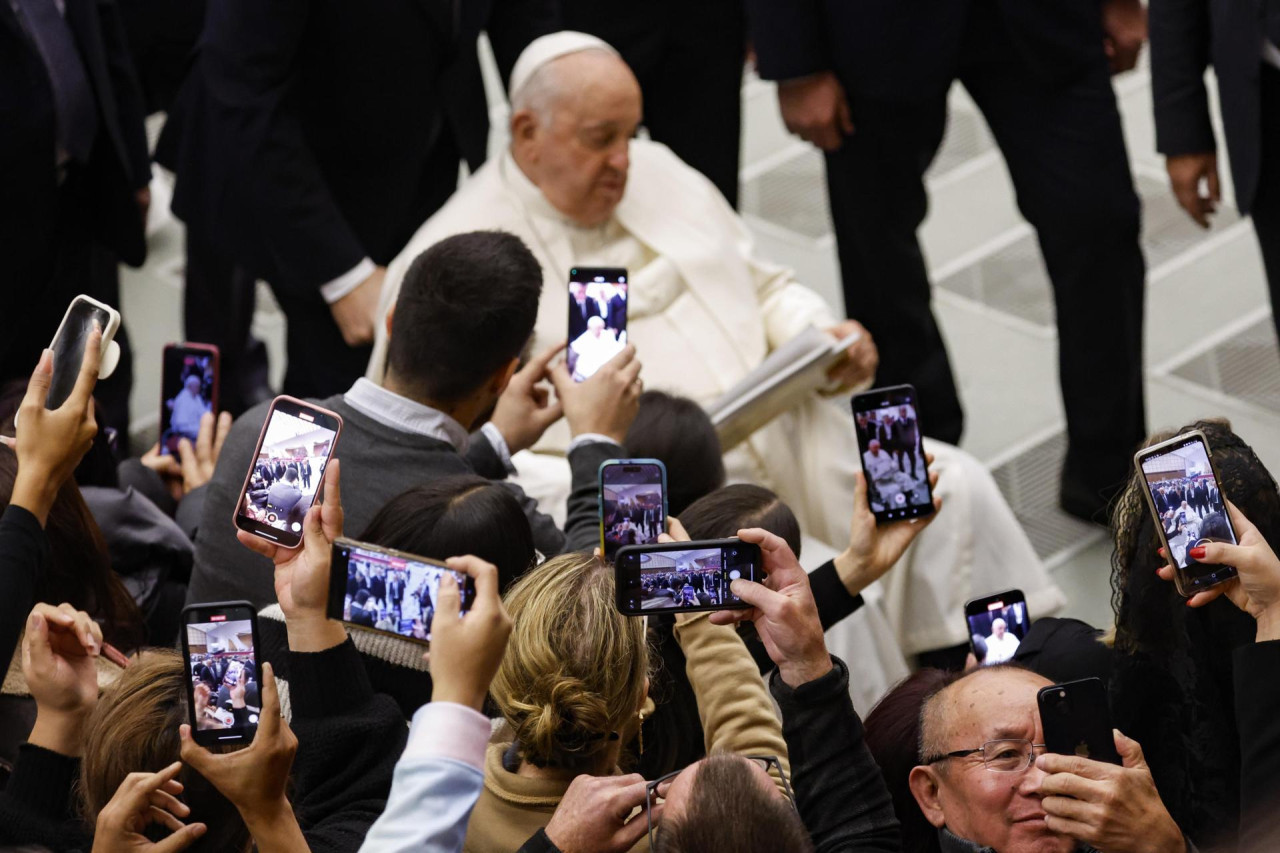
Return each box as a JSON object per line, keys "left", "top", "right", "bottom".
{"left": 159, "top": 344, "right": 220, "bottom": 456}
{"left": 1135, "top": 430, "right": 1238, "bottom": 595}
{"left": 233, "top": 396, "right": 342, "bottom": 549}
{"left": 964, "top": 589, "right": 1029, "bottom": 666}
{"left": 181, "top": 602, "right": 261, "bottom": 746}
{"left": 567, "top": 267, "right": 628, "bottom": 382}
{"left": 327, "top": 538, "right": 474, "bottom": 644}
{"left": 851, "top": 384, "right": 935, "bottom": 523}
{"left": 599, "top": 459, "right": 667, "bottom": 560}
{"left": 615, "top": 539, "right": 762, "bottom": 616}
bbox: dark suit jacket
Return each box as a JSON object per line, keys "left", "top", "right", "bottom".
{"left": 2, "top": 0, "right": 150, "bottom": 271}
{"left": 1151, "top": 0, "right": 1279, "bottom": 213}
{"left": 568, "top": 296, "right": 602, "bottom": 341}
{"left": 606, "top": 294, "right": 627, "bottom": 332}
{"left": 157, "top": 0, "right": 556, "bottom": 294}
{"left": 1235, "top": 639, "right": 1280, "bottom": 848}
{"left": 746, "top": 0, "right": 1107, "bottom": 101}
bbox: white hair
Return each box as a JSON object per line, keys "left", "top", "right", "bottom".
{"left": 510, "top": 47, "right": 622, "bottom": 123}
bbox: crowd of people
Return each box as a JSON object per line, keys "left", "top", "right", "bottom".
{"left": 6, "top": 4, "right": 1280, "bottom": 853}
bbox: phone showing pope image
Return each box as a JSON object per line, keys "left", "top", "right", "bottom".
{"left": 599, "top": 459, "right": 667, "bottom": 561}
{"left": 567, "top": 267, "right": 628, "bottom": 382}
{"left": 181, "top": 601, "right": 262, "bottom": 747}
{"left": 233, "top": 396, "right": 342, "bottom": 550}
{"left": 851, "top": 383, "right": 935, "bottom": 524}
{"left": 159, "top": 343, "right": 220, "bottom": 456}
{"left": 1134, "top": 430, "right": 1239, "bottom": 597}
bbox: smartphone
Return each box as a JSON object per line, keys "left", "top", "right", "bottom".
{"left": 181, "top": 601, "right": 262, "bottom": 746}
{"left": 1134, "top": 430, "right": 1238, "bottom": 596}
{"left": 567, "top": 267, "right": 628, "bottom": 382}
{"left": 615, "top": 538, "right": 763, "bottom": 616}
{"left": 851, "top": 384, "right": 935, "bottom": 524}
{"left": 327, "top": 537, "right": 475, "bottom": 644}
{"left": 46, "top": 295, "right": 121, "bottom": 410}
{"left": 964, "top": 589, "right": 1029, "bottom": 666}
{"left": 600, "top": 459, "right": 667, "bottom": 560}
{"left": 160, "top": 343, "right": 220, "bottom": 456}
{"left": 233, "top": 396, "right": 342, "bottom": 549}
{"left": 1037, "top": 677, "right": 1121, "bottom": 765}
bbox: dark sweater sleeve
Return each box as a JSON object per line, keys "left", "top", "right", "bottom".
{"left": 808, "top": 560, "right": 865, "bottom": 631}
{"left": 286, "top": 638, "right": 408, "bottom": 853}
{"left": 465, "top": 433, "right": 510, "bottom": 481}
{"left": 1149, "top": 0, "right": 1217, "bottom": 156}
{"left": 0, "top": 743, "right": 90, "bottom": 850}
{"left": 770, "top": 657, "right": 899, "bottom": 853}
{"left": 0, "top": 505, "right": 50, "bottom": 672}
{"left": 1234, "top": 639, "right": 1280, "bottom": 850}
{"left": 562, "top": 440, "right": 623, "bottom": 553}
{"left": 516, "top": 828, "right": 562, "bottom": 853}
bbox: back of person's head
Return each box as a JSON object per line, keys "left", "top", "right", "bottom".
{"left": 863, "top": 668, "right": 957, "bottom": 853}
{"left": 1109, "top": 418, "right": 1280, "bottom": 842}
{"left": 0, "top": 448, "right": 141, "bottom": 650}
{"left": 360, "top": 475, "right": 537, "bottom": 591}
{"left": 387, "top": 231, "right": 542, "bottom": 402}
{"left": 653, "top": 754, "right": 813, "bottom": 853}
{"left": 625, "top": 391, "right": 725, "bottom": 516}
{"left": 679, "top": 484, "right": 802, "bottom": 558}
{"left": 491, "top": 552, "right": 649, "bottom": 772}
{"left": 80, "top": 649, "right": 248, "bottom": 852}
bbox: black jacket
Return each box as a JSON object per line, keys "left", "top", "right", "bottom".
{"left": 1150, "top": 0, "right": 1280, "bottom": 213}
{"left": 157, "top": 0, "right": 556, "bottom": 293}
{"left": 0, "top": 506, "right": 50, "bottom": 682}
{"left": 1234, "top": 639, "right": 1280, "bottom": 849}
{"left": 1, "top": 0, "right": 150, "bottom": 270}
{"left": 746, "top": 0, "right": 1107, "bottom": 101}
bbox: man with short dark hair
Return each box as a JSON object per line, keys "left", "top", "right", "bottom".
{"left": 184, "top": 230, "right": 644, "bottom": 608}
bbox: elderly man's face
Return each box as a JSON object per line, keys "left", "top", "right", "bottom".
{"left": 909, "top": 670, "right": 1074, "bottom": 853}
{"left": 513, "top": 52, "right": 642, "bottom": 227}
{"left": 992, "top": 619, "right": 1007, "bottom": 639}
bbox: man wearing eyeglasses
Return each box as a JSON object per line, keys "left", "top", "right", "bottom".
{"left": 908, "top": 667, "right": 1187, "bottom": 853}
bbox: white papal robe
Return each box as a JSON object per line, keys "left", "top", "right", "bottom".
{"left": 368, "top": 140, "right": 1064, "bottom": 659}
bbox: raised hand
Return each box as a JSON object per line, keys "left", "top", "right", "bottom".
{"left": 91, "top": 761, "right": 207, "bottom": 853}
{"left": 833, "top": 460, "right": 941, "bottom": 596}
{"left": 23, "top": 602, "right": 103, "bottom": 756}
{"left": 238, "top": 459, "right": 345, "bottom": 652}
{"left": 549, "top": 344, "right": 643, "bottom": 444}
{"left": 489, "top": 341, "right": 567, "bottom": 454}
{"left": 141, "top": 410, "right": 234, "bottom": 501}
{"left": 544, "top": 774, "right": 657, "bottom": 853}
{"left": 427, "top": 556, "right": 513, "bottom": 712}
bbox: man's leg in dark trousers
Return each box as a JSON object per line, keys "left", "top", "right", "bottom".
{"left": 824, "top": 91, "right": 965, "bottom": 444}
{"left": 1248, "top": 64, "right": 1280, "bottom": 349}
{"left": 960, "top": 17, "right": 1146, "bottom": 516}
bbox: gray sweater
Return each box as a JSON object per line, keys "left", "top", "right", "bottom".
{"left": 184, "top": 393, "right": 617, "bottom": 608}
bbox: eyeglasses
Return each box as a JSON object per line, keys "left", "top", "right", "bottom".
{"left": 645, "top": 755, "right": 796, "bottom": 846}
{"left": 921, "top": 739, "right": 1047, "bottom": 773}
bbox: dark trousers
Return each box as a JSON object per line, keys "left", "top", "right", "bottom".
{"left": 184, "top": 232, "right": 271, "bottom": 415}
{"left": 1248, "top": 63, "right": 1280, "bottom": 348}
{"left": 825, "top": 1, "right": 1146, "bottom": 496}
{"left": 561, "top": 0, "right": 745, "bottom": 207}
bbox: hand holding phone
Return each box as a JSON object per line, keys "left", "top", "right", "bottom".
{"left": 181, "top": 602, "right": 263, "bottom": 746}
{"left": 851, "top": 384, "right": 936, "bottom": 524}
{"left": 21, "top": 603, "right": 103, "bottom": 756}
{"left": 707, "top": 527, "right": 832, "bottom": 688}
{"left": 427, "top": 555, "right": 513, "bottom": 711}
{"left": 550, "top": 344, "right": 643, "bottom": 445}
{"left": 1037, "top": 678, "right": 1120, "bottom": 765}
{"left": 45, "top": 295, "right": 120, "bottom": 411}
{"left": 615, "top": 538, "right": 762, "bottom": 615}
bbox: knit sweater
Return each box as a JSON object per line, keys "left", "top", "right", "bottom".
{"left": 185, "top": 392, "right": 618, "bottom": 608}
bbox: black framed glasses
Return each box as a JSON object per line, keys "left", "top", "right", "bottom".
{"left": 922, "top": 739, "right": 1046, "bottom": 773}
{"left": 645, "top": 755, "right": 796, "bottom": 846}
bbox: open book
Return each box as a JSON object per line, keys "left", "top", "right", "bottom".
{"left": 706, "top": 325, "right": 859, "bottom": 451}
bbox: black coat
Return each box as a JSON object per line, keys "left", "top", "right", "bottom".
{"left": 1150, "top": 0, "right": 1280, "bottom": 213}
{"left": 157, "top": 0, "right": 556, "bottom": 292}
{"left": 568, "top": 296, "right": 602, "bottom": 341}
{"left": 1, "top": 0, "right": 150, "bottom": 270}
{"left": 746, "top": 0, "right": 1107, "bottom": 100}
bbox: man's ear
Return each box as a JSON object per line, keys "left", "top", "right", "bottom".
{"left": 490, "top": 356, "right": 520, "bottom": 396}
{"left": 510, "top": 110, "right": 540, "bottom": 160}
{"left": 385, "top": 304, "right": 395, "bottom": 339}
{"left": 908, "top": 766, "right": 948, "bottom": 829}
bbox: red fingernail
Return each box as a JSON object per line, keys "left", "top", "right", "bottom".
{"left": 1157, "top": 547, "right": 1166, "bottom": 557}
{"left": 1189, "top": 546, "right": 1206, "bottom": 559}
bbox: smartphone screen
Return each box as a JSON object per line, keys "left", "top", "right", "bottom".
{"left": 600, "top": 459, "right": 667, "bottom": 560}
{"left": 182, "top": 602, "right": 261, "bottom": 745}
{"left": 615, "top": 539, "right": 762, "bottom": 615}
{"left": 160, "top": 344, "right": 219, "bottom": 456}
{"left": 851, "top": 384, "right": 935, "bottom": 523}
{"left": 1136, "top": 431, "right": 1237, "bottom": 593}
{"left": 567, "top": 267, "right": 628, "bottom": 382}
{"left": 48, "top": 296, "right": 114, "bottom": 410}
{"left": 327, "top": 538, "right": 474, "bottom": 643}
{"left": 1037, "top": 678, "right": 1121, "bottom": 764}
{"left": 964, "top": 590, "right": 1029, "bottom": 666}
{"left": 234, "top": 396, "right": 341, "bottom": 549}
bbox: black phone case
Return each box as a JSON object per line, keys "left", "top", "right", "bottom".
{"left": 1037, "top": 678, "right": 1121, "bottom": 765}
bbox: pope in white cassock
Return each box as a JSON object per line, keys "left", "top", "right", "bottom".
{"left": 367, "top": 32, "right": 1064, "bottom": 659}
